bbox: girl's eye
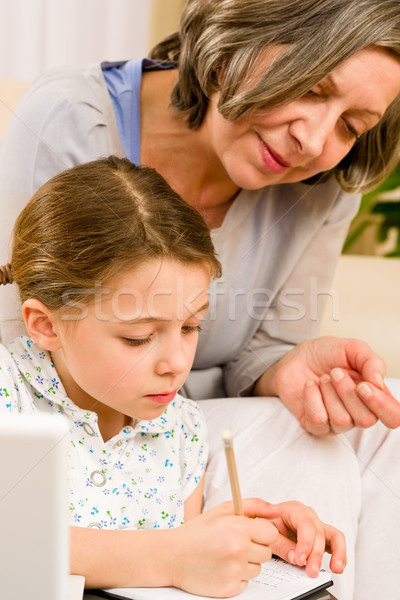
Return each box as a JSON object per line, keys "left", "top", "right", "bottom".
{"left": 123, "top": 336, "right": 152, "bottom": 347}
{"left": 182, "top": 325, "right": 202, "bottom": 335}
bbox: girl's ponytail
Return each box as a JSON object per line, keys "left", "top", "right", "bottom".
{"left": 0, "top": 263, "right": 12, "bottom": 285}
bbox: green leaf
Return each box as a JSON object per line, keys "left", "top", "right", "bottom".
{"left": 343, "top": 219, "right": 374, "bottom": 252}
{"left": 363, "top": 163, "right": 400, "bottom": 204}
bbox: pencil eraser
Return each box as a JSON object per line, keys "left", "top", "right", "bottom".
{"left": 222, "top": 430, "right": 233, "bottom": 447}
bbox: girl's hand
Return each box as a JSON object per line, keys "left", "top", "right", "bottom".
{"left": 256, "top": 336, "right": 400, "bottom": 436}
{"left": 170, "top": 498, "right": 281, "bottom": 598}
{"left": 268, "top": 501, "right": 347, "bottom": 577}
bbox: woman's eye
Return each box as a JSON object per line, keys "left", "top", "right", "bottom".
{"left": 343, "top": 120, "right": 360, "bottom": 142}
{"left": 305, "top": 88, "right": 321, "bottom": 99}
{"left": 182, "top": 325, "right": 202, "bottom": 335}
{"left": 123, "top": 336, "right": 152, "bottom": 347}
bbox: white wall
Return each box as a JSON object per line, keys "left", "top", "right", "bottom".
{"left": 0, "top": 0, "right": 151, "bottom": 80}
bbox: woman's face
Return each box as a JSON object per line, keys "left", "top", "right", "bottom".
{"left": 204, "top": 47, "right": 400, "bottom": 189}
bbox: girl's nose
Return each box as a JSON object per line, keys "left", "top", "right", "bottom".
{"left": 155, "top": 341, "right": 189, "bottom": 377}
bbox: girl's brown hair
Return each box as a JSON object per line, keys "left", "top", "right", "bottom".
{"left": 10, "top": 156, "right": 221, "bottom": 311}
{"left": 150, "top": 0, "right": 400, "bottom": 193}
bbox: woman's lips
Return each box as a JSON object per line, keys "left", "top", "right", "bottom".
{"left": 258, "top": 135, "right": 290, "bottom": 174}
{"left": 145, "top": 391, "right": 177, "bottom": 404}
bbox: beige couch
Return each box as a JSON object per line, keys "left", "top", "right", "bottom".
{"left": 0, "top": 79, "right": 30, "bottom": 139}
{"left": 321, "top": 254, "right": 400, "bottom": 378}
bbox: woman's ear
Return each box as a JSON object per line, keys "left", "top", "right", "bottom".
{"left": 22, "top": 299, "right": 62, "bottom": 351}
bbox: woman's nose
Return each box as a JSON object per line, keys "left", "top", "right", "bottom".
{"left": 290, "top": 105, "right": 337, "bottom": 159}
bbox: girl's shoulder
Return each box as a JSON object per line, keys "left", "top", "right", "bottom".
{"left": 0, "top": 340, "right": 20, "bottom": 376}
{"left": 169, "top": 393, "right": 206, "bottom": 424}
{"left": 138, "top": 393, "right": 207, "bottom": 439}
{"left": 0, "top": 336, "right": 62, "bottom": 415}
{"left": 0, "top": 340, "right": 25, "bottom": 412}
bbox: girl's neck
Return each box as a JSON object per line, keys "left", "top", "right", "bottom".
{"left": 51, "top": 350, "right": 132, "bottom": 443}
{"left": 140, "top": 70, "right": 240, "bottom": 229}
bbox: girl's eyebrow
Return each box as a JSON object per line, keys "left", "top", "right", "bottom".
{"left": 119, "top": 317, "right": 170, "bottom": 324}
{"left": 194, "top": 301, "right": 210, "bottom": 314}
{"left": 115, "top": 301, "right": 210, "bottom": 325}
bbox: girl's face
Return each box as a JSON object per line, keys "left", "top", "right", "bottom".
{"left": 50, "top": 259, "right": 211, "bottom": 426}
{"left": 204, "top": 47, "right": 400, "bottom": 189}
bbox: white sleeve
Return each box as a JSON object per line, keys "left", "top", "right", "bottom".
{"left": 223, "top": 191, "right": 361, "bottom": 396}
{"left": 0, "top": 64, "right": 123, "bottom": 331}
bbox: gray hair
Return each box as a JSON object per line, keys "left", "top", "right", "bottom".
{"left": 150, "top": 0, "right": 400, "bottom": 193}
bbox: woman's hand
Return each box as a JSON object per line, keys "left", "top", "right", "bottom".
{"left": 254, "top": 336, "right": 400, "bottom": 436}
{"left": 268, "top": 501, "right": 347, "bottom": 578}
{"left": 170, "top": 499, "right": 281, "bottom": 598}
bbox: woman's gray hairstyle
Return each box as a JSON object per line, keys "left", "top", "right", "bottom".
{"left": 150, "top": 0, "right": 400, "bottom": 193}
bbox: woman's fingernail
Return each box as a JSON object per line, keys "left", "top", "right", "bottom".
{"left": 306, "top": 379, "right": 315, "bottom": 387}
{"left": 336, "top": 559, "right": 344, "bottom": 571}
{"left": 331, "top": 368, "right": 344, "bottom": 382}
{"left": 319, "top": 374, "right": 330, "bottom": 385}
{"left": 357, "top": 382, "right": 372, "bottom": 399}
{"left": 299, "top": 554, "right": 307, "bottom": 566}
{"left": 374, "top": 373, "right": 384, "bottom": 390}
{"left": 288, "top": 550, "right": 295, "bottom": 563}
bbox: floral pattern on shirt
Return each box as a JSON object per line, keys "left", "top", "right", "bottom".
{"left": 0, "top": 336, "right": 208, "bottom": 531}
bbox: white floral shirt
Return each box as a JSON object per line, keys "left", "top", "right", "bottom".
{"left": 0, "top": 336, "right": 208, "bottom": 530}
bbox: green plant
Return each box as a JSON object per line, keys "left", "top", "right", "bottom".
{"left": 344, "top": 162, "right": 400, "bottom": 257}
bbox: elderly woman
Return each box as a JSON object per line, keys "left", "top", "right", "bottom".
{"left": 0, "top": 1, "right": 400, "bottom": 598}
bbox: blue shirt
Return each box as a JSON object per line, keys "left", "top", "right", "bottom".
{"left": 102, "top": 58, "right": 176, "bottom": 165}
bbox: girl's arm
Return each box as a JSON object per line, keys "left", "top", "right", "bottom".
{"left": 70, "top": 498, "right": 280, "bottom": 596}
{"left": 71, "top": 497, "right": 346, "bottom": 597}
{"left": 70, "top": 526, "right": 175, "bottom": 589}
{"left": 183, "top": 474, "right": 205, "bottom": 521}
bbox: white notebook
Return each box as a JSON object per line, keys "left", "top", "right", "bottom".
{"left": 94, "top": 557, "right": 333, "bottom": 600}
{"left": 70, "top": 575, "right": 85, "bottom": 600}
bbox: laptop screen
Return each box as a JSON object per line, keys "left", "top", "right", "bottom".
{"left": 0, "top": 414, "right": 70, "bottom": 600}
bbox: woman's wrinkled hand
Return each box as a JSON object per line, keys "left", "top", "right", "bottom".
{"left": 255, "top": 336, "right": 400, "bottom": 436}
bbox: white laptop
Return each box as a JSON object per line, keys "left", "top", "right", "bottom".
{"left": 0, "top": 414, "right": 84, "bottom": 600}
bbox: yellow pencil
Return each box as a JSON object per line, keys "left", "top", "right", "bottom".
{"left": 222, "top": 430, "right": 244, "bottom": 515}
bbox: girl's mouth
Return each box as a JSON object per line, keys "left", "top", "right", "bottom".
{"left": 145, "top": 391, "right": 177, "bottom": 404}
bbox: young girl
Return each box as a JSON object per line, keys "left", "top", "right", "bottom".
{"left": 0, "top": 156, "right": 346, "bottom": 596}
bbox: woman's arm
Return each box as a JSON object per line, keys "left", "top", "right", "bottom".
{"left": 221, "top": 183, "right": 361, "bottom": 398}
{"left": 0, "top": 64, "right": 122, "bottom": 341}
